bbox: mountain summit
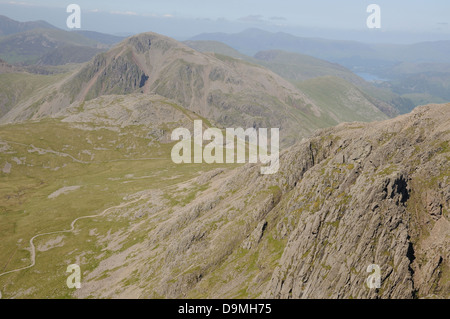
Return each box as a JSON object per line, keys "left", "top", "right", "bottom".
{"left": 2, "top": 32, "right": 389, "bottom": 146}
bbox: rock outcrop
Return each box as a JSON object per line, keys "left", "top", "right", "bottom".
{"left": 73, "top": 103, "right": 449, "bottom": 299}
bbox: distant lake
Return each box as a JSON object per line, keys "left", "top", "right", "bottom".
{"left": 355, "top": 72, "right": 389, "bottom": 82}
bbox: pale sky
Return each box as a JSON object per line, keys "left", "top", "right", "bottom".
{"left": 1, "top": 0, "right": 449, "bottom": 42}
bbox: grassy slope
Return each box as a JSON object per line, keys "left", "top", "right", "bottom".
{"left": 295, "top": 76, "right": 388, "bottom": 125}
{"left": 0, "top": 119, "right": 233, "bottom": 298}
{"left": 253, "top": 50, "right": 364, "bottom": 84}
{"left": 0, "top": 28, "right": 101, "bottom": 64}
{"left": 0, "top": 71, "right": 69, "bottom": 117}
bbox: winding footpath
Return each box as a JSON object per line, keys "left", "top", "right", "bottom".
{"left": 0, "top": 194, "right": 147, "bottom": 279}
{"left": 2, "top": 139, "right": 167, "bottom": 164}
{"left": 0, "top": 139, "right": 161, "bottom": 283}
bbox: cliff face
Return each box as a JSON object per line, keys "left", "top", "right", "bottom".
{"left": 70, "top": 103, "right": 448, "bottom": 299}
{"left": 261, "top": 103, "right": 449, "bottom": 299}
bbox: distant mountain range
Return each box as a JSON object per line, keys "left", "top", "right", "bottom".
{"left": 190, "top": 28, "right": 450, "bottom": 65}
{"left": 0, "top": 15, "right": 57, "bottom": 35}
{"left": 0, "top": 15, "right": 124, "bottom": 66}
{"left": 190, "top": 28, "right": 450, "bottom": 112}
{"left": 185, "top": 40, "right": 404, "bottom": 116}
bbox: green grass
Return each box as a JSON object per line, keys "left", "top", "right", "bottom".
{"left": 295, "top": 76, "right": 388, "bottom": 125}
{"left": 0, "top": 119, "right": 234, "bottom": 298}
{"left": 0, "top": 72, "right": 67, "bottom": 117}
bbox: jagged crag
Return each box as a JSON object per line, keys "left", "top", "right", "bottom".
{"left": 71, "top": 104, "right": 449, "bottom": 299}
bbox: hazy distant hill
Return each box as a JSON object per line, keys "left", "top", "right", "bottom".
{"left": 36, "top": 45, "right": 104, "bottom": 66}
{"left": 191, "top": 29, "right": 450, "bottom": 113}
{"left": 186, "top": 41, "right": 399, "bottom": 117}
{"left": 373, "top": 61, "right": 450, "bottom": 109}
{"left": 191, "top": 28, "right": 375, "bottom": 61}
{"left": 253, "top": 50, "right": 364, "bottom": 84}
{"left": 0, "top": 16, "right": 124, "bottom": 66}
{"left": 0, "top": 14, "right": 57, "bottom": 36}
{"left": 74, "top": 30, "right": 125, "bottom": 46}
{"left": 184, "top": 40, "right": 248, "bottom": 60}
{"left": 0, "top": 28, "right": 102, "bottom": 64}
{"left": 186, "top": 41, "right": 363, "bottom": 84}
{"left": 191, "top": 28, "right": 450, "bottom": 65}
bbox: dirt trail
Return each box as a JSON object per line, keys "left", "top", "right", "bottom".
{"left": 0, "top": 194, "right": 148, "bottom": 279}
{"left": 1, "top": 139, "right": 168, "bottom": 163}
{"left": 2, "top": 140, "right": 89, "bottom": 164}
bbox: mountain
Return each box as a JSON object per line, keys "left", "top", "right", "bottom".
{"left": 186, "top": 41, "right": 399, "bottom": 117}
{"left": 0, "top": 15, "right": 124, "bottom": 46}
{"left": 186, "top": 42, "right": 364, "bottom": 85}
{"left": 190, "top": 28, "right": 375, "bottom": 61}
{"left": 184, "top": 40, "right": 248, "bottom": 60}
{"left": 373, "top": 62, "right": 450, "bottom": 111}
{"left": 0, "top": 16, "right": 124, "bottom": 66}
{"left": 253, "top": 50, "right": 365, "bottom": 84}
{"left": 1, "top": 32, "right": 389, "bottom": 146}
{"left": 0, "top": 58, "right": 20, "bottom": 74}
{"left": 252, "top": 50, "right": 404, "bottom": 117}
{"left": 0, "top": 28, "right": 104, "bottom": 65}
{"left": 191, "top": 28, "right": 450, "bottom": 65}
{"left": 73, "top": 31, "right": 125, "bottom": 46}
{"left": 36, "top": 45, "right": 104, "bottom": 66}
{"left": 293, "top": 76, "right": 391, "bottom": 124}
{"left": 374, "top": 41, "right": 450, "bottom": 64}
{"left": 0, "top": 15, "right": 57, "bottom": 36}
{"left": 190, "top": 29, "right": 450, "bottom": 113}
{"left": 0, "top": 68, "right": 67, "bottom": 117}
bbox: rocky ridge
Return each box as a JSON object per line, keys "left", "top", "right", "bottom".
{"left": 71, "top": 103, "right": 449, "bottom": 299}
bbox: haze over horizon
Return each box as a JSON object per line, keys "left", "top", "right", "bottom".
{"left": 0, "top": 0, "right": 449, "bottom": 43}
